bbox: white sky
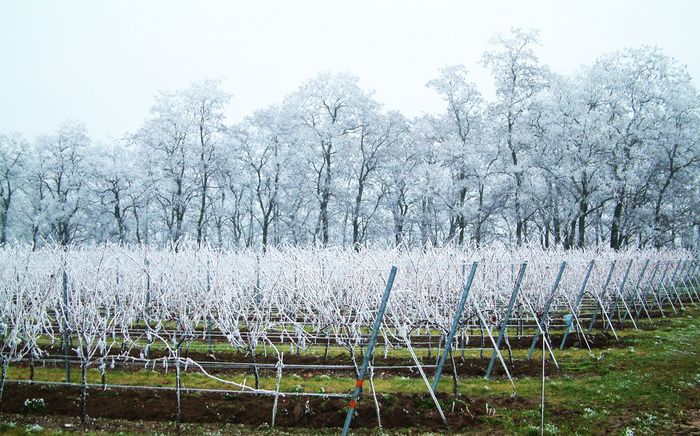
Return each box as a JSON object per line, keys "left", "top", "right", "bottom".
{"left": 1, "top": 0, "right": 698, "bottom": 141}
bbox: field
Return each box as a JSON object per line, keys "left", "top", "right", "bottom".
{"left": 0, "top": 245, "right": 698, "bottom": 435}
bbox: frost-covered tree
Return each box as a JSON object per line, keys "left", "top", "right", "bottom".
{"left": 232, "top": 106, "right": 290, "bottom": 250}
{"left": 587, "top": 48, "right": 699, "bottom": 248}
{"left": 35, "top": 121, "right": 90, "bottom": 246}
{"left": 184, "top": 80, "right": 230, "bottom": 247}
{"left": 0, "top": 38, "right": 698, "bottom": 250}
{"left": 484, "top": 28, "right": 549, "bottom": 245}
{"left": 285, "top": 72, "right": 376, "bottom": 245}
{"left": 137, "top": 90, "right": 195, "bottom": 247}
{"left": 90, "top": 139, "right": 144, "bottom": 243}
{"left": 0, "top": 133, "right": 26, "bottom": 244}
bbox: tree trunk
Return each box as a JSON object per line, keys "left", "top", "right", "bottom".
{"left": 29, "top": 351, "right": 35, "bottom": 383}
{"left": 0, "top": 357, "right": 7, "bottom": 405}
{"left": 0, "top": 208, "right": 8, "bottom": 245}
{"left": 251, "top": 346, "right": 260, "bottom": 390}
{"left": 318, "top": 144, "right": 332, "bottom": 246}
{"left": 100, "top": 358, "right": 106, "bottom": 390}
{"left": 610, "top": 198, "right": 624, "bottom": 250}
{"left": 175, "top": 345, "right": 182, "bottom": 428}
{"left": 577, "top": 198, "right": 588, "bottom": 249}
{"left": 80, "top": 361, "right": 88, "bottom": 424}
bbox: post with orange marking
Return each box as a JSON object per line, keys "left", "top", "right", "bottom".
{"left": 341, "top": 266, "right": 397, "bottom": 436}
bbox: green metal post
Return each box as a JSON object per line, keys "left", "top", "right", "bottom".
{"left": 613, "top": 259, "right": 634, "bottom": 323}
{"left": 675, "top": 261, "right": 693, "bottom": 303}
{"left": 653, "top": 262, "right": 672, "bottom": 314}
{"left": 560, "top": 260, "right": 594, "bottom": 350}
{"left": 432, "top": 262, "right": 478, "bottom": 391}
{"left": 636, "top": 261, "right": 660, "bottom": 320}
{"left": 485, "top": 263, "right": 527, "bottom": 379}
{"left": 588, "top": 261, "right": 617, "bottom": 333}
{"left": 626, "top": 259, "right": 649, "bottom": 318}
{"left": 665, "top": 261, "right": 684, "bottom": 309}
{"left": 341, "top": 266, "right": 397, "bottom": 436}
{"left": 528, "top": 262, "right": 567, "bottom": 359}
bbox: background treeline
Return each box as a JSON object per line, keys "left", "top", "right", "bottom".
{"left": 1, "top": 29, "right": 698, "bottom": 250}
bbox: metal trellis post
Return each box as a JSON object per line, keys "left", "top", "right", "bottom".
{"left": 624, "top": 258, "right": 649, "bottom": 320}
{"left": 649, "top": 262, "right": 669, "bottom": 315}
{"left": 485, "top": 262, "right": 527, "bottom": 379}
{"left": 527, "top": 262, "right": 567, "bottom": 360}
{"left": 560, "top": 260, "right": 594, "bottom": 350}
{"left": 635, "top": 261, "right": 660, "bottom": 320}
{"left": 675, "top": 261, "right": 693, "bottom": 304}
{"left": 431, "top": 262, "right": 478, "bottom": 392}
{"left": 657, "top": 261, "right": 677, "bottom": 313}
{"left": 588, "top": 261, "right": 617, "bottom": 333}
{"left": 613, "top": 259, "right": 635, "bottom": 328}
{"left": 666, "top": 261, "right": 684, "bottom": 309}
{"left": 341, "top": 266, "right": 397, "bottom": 436}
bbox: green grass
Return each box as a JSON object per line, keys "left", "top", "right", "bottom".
{"left": 3, "top": 306, "right": 700, "bottom": 434}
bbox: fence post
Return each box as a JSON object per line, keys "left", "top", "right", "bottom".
{"left": 341, "top": 266, "right": 398, "bottom": 436}
{"left": 485, "top": 263, "right": 527, "bottom": 379}
{"left": 528, "top": 262, "right": 567, "bottom": 359}
{"left": 432, "top": 262, "right": 478, "bottom": 392}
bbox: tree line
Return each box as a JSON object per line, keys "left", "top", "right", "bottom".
{"left": 1, "top": 29, "right": 698, "bottom": 250}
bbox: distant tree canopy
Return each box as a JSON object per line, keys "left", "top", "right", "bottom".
{"left": 1, "top": 30, "right": 698, "bottom": 250}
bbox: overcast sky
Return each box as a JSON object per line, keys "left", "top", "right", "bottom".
{"left": 1, "top": 0, "right": 699, "bottom": 141}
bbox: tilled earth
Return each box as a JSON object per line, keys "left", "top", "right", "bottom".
{"left": 0, "top": 383, "right": 531, "bottom": 430}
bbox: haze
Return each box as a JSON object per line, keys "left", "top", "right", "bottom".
{"left": 1, "top": 0, "right": 698, "bottom": 140}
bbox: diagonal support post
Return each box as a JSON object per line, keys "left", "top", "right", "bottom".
{"left": 635, "top": 261, "right": 660, "bottom": 320}
{"left": 675, "top": 261, "right": 694, "bottom": 304}
{"left": 685, "top": 261, "right": 699, "bottom": 301}
{"left": 432, "top": 262, "right": 478, "bottom": 392}
{"left": 342, "top": 266, "right": 397, "bottom": 436}
{"left": 588, "top": 260, "right": 617, "bottom": 333}
{"left": 560, "top": 260, "right": 594, "bottom": 350}
{"left": 588, "top": 261, "right": 617, "bottom": 333}
{"left": 688, "top": 262, "right": 700, "bottom": 299}
{"left": 485, "top": 263, "right": 527, "bottom": 379}
{"left": 613, "top": 259, "right": 637, "bottom": 329}
{"left": 665, "top": 261, "right": 685, "bottom": 309}
{"left": 624, "top": 259, "right": 649, "bottom": 321}
{"left": 648, "top": 261, "right": 668, "bottom": 316}
{"left": 528, "top": 262, "right": 567, "bottom": 360}
{"left": 657, "top": 261, "right": 677, "bottom": 314}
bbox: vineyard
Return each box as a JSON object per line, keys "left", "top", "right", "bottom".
{"left": 0, "top": 244, "right": 699, "bottom": 434}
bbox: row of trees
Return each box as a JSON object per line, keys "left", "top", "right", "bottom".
{"left": 1, "top": 29, "right": 698, "bottom": 250}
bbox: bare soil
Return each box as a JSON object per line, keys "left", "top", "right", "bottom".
{"left": 0, "top": 383, "right": 533, "bottom": 430}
